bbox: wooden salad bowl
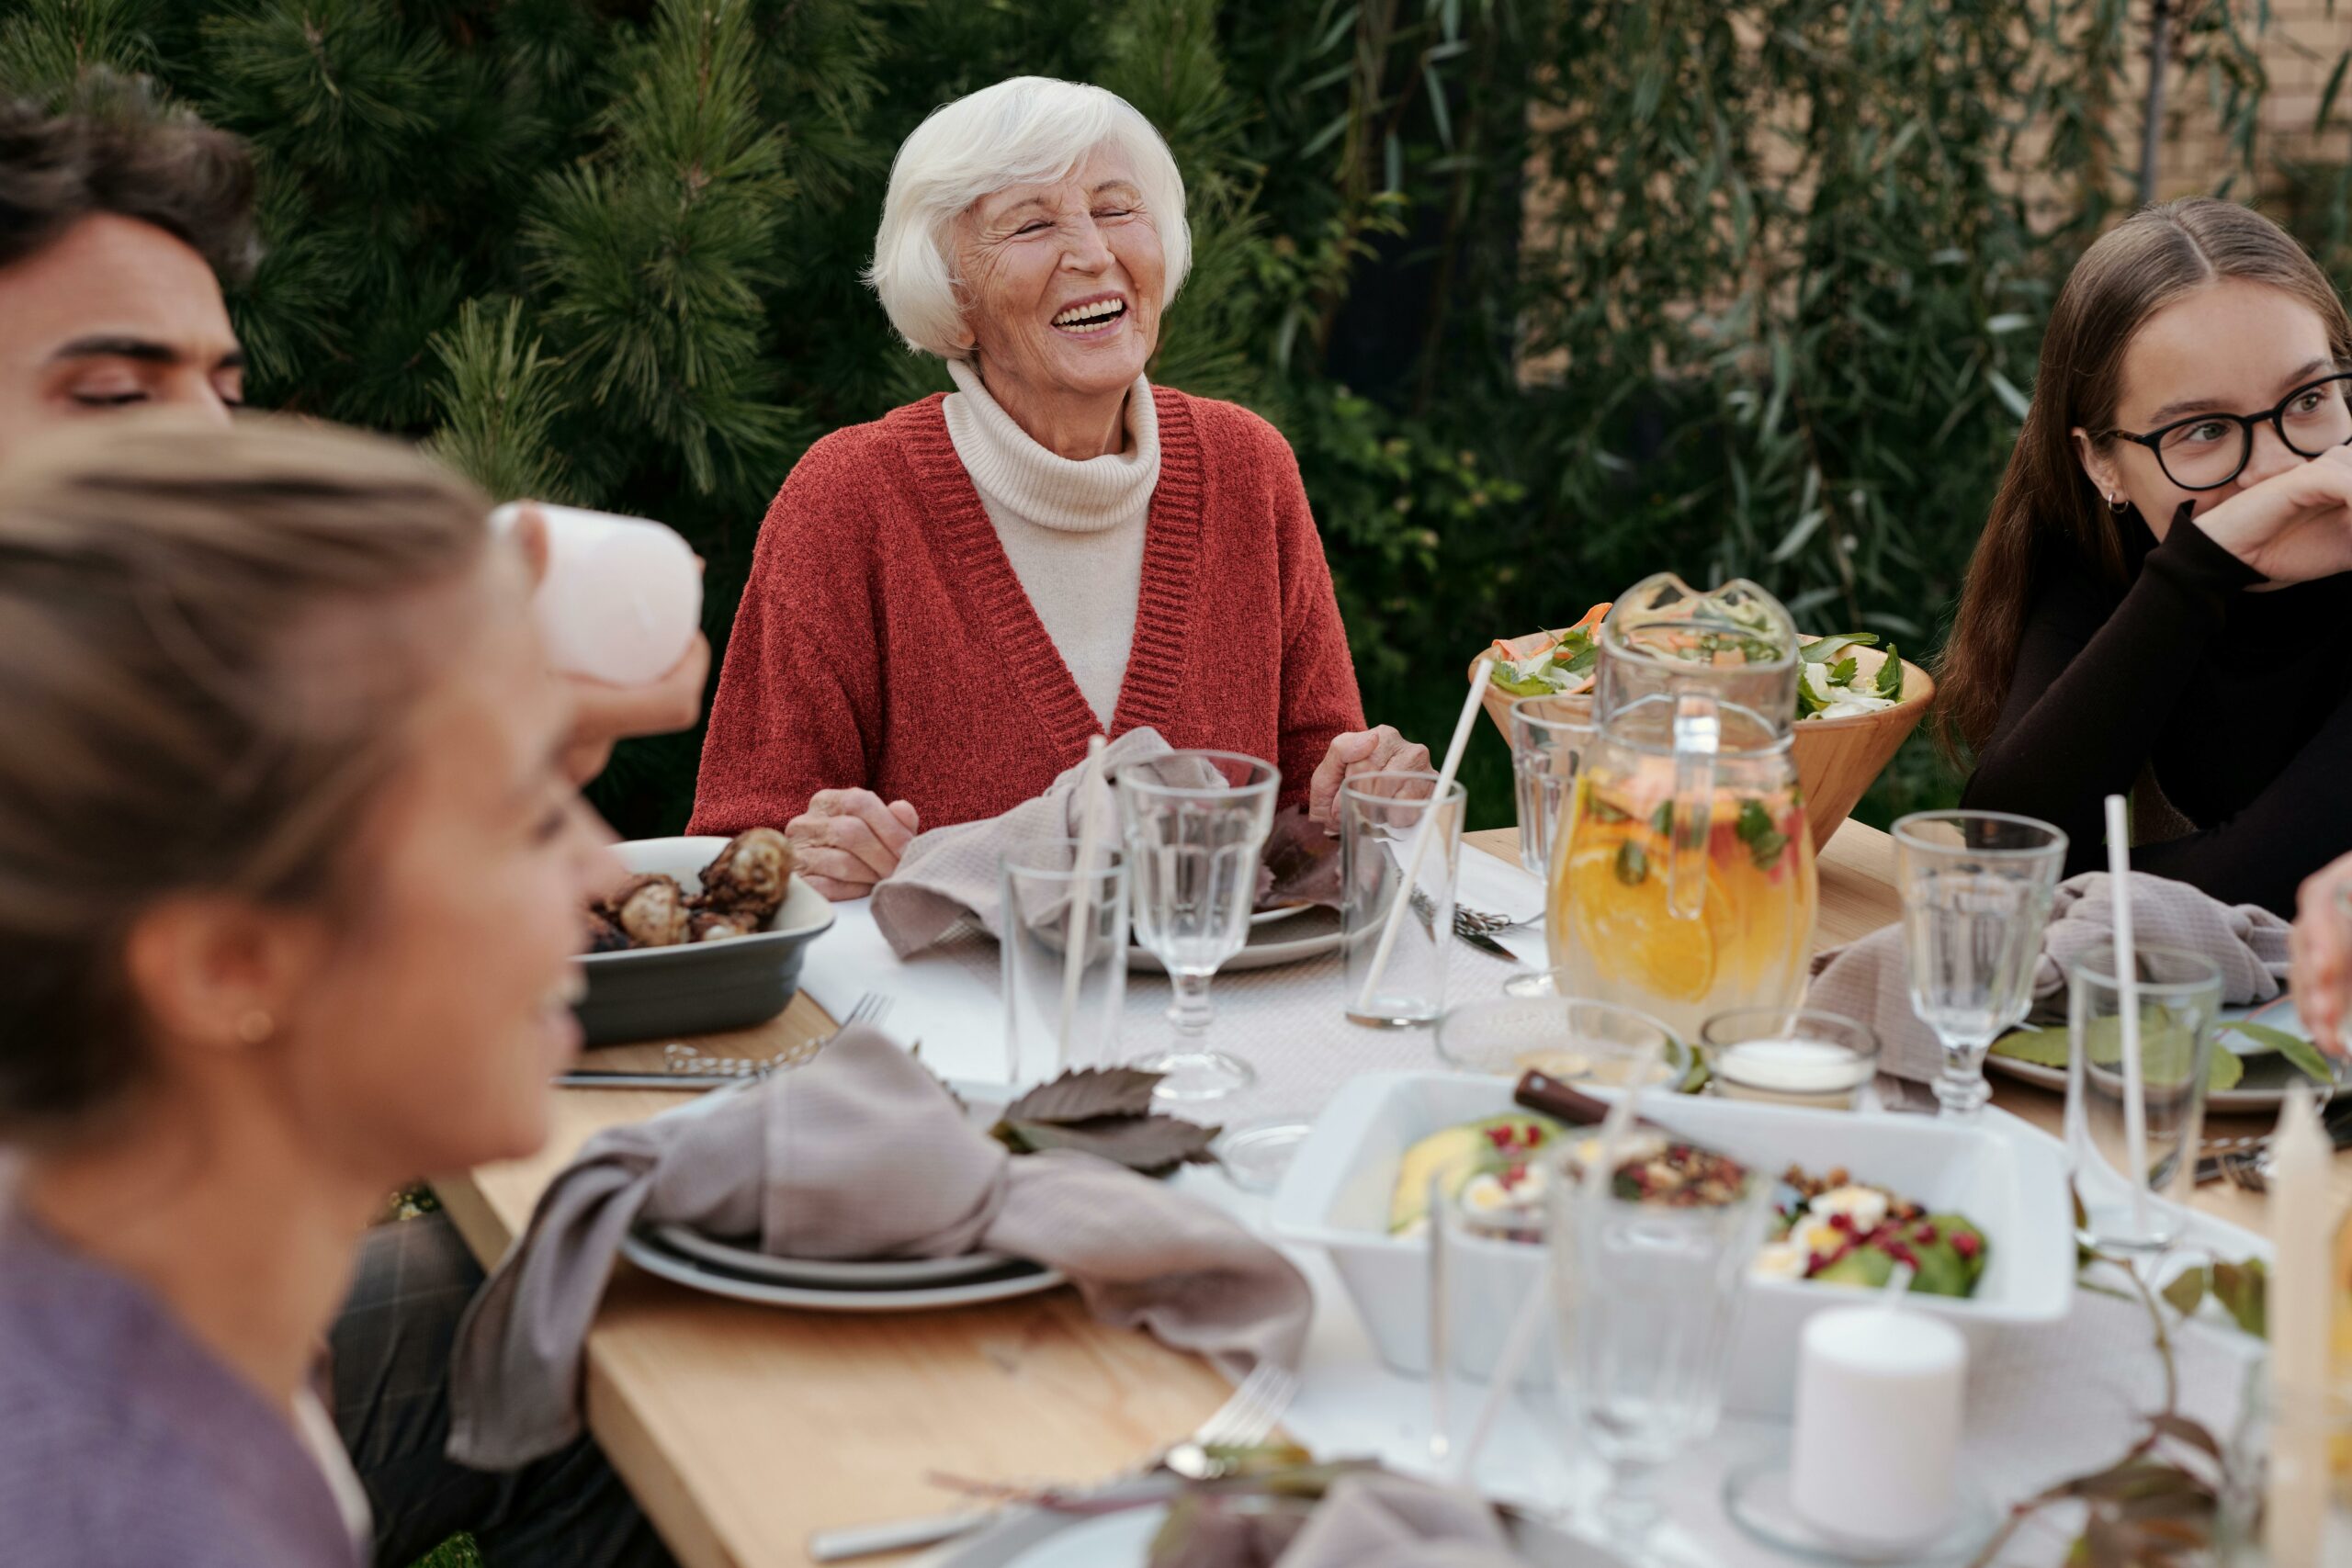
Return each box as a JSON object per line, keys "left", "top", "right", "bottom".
{"left": 1470, "top": 631, "right": 1935, "bottom": 852}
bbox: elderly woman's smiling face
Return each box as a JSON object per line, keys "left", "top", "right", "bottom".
{"left": 954, "top": 144, "right": 1164, "bottom": 412}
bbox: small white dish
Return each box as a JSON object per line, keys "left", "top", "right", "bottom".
{"left": 1722, "top": 1450, "right": 1998, "bottom": 1565}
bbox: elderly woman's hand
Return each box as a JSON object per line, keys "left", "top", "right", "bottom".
{"left": 1308, "top": 726, "right": 1434, "bottom": 826}
{"left": 787, "top": 790, "right": 922, "bottom": 900}
{"left": 2289, "top": 850, "right": 2352, "bottom": 1059}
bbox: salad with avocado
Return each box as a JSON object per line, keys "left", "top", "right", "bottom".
{"left": 1753, "top": 1164, "right": 1987, "bottom": 1297}
{"left": 1489, "top": 609, "right": 1905, "bottom": 722}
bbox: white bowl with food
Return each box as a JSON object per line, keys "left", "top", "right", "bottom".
{"left": 577, "top": 832, "right": 834, "bottom": 1046}
{"left": 1268, "top": 1072, "right": 2074, "bottom": 1416}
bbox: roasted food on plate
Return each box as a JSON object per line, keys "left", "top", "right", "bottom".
{"left": 586, "top": 828, "right": 796, "bottom": 953}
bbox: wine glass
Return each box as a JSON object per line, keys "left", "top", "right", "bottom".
{"left": 1114, "top": 750, "right": 1279, "bottom": 1101}
{"left": 1549, "top": 1139, "right": 1771, "bottom": 1564}
{"left": 1893, "top": 810, "right": 2068, "bottom": 1120}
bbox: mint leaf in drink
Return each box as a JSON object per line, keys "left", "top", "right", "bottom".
{"left": 1873, "top": 645, "right": 1905, "bottom": 699}
{"left": 1614, "top": 840, "right": 1648, "bottom": 885}
{"left": 1650, "top": 800, "right": 1674, "bottom": 838}
{"left": 1734, "top": 798, "right": 1790, "bottom": 870}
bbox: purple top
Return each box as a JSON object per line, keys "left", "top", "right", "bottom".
{"left": 0, "top": 1203, "right": 365, "bottom": 1568}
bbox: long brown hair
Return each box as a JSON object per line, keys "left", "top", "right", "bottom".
{"left": 1937, "top": 197, "right": 2352, "bottom": 757}
{"left": 0, "top": 415, "right": 492, "bottom": 1136}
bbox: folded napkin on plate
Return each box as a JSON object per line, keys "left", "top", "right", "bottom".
{"left": 871, "top": 727, "right": 1173, "bottom": 957}
{"left": 445, "top": 1027, "right": 1311, "bottom": 1468}
{"left": 1275, "top": 1473, "right": 1525, "bottom": 1568}
{"left": 1809, "top": 870, "right": 2290, "bottom": 1082}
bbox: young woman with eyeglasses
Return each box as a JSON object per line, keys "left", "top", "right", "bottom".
{"left": 1938, "top": 197, "right": 2352, "bottom": 915}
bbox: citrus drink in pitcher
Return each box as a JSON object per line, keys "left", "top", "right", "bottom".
{"left": 1544, "top": 575, "right": 1818, "bottom": 1040}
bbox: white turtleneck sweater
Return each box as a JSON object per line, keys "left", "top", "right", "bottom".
{"left": 943, "top": 358, "right": 1159, "bottom": 726}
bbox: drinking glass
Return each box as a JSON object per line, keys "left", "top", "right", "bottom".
{"left": 999, "top": 839, "right": 1129, "bottom": 1084}
{"left": 1698, "top": 1007, "right": 1880, "bottom": 1111}
{"left": 1426, "top": 1169, "right": 1552, "bottom": 1468}
{"left": 1340, "top": 773, "right": 1466, "bottom": 1028}
{"left": 1510, "top": 694, "right": 1593, "bottom": 879}
{"left": 1115, "top": 750, "right": 1279, "bottom": 1100}
{"left": 1549, "top": 1142, "right": 1772, "bottom": 1564}
{"left": 1893, "top": 810, "right": 2068, "bottom": 1120}
{"left": 1434, "top": 995, "right": 1688, "bottom": 1088}
{"left": 2064, "top": 943, "right": 2222, "bottom": 1253}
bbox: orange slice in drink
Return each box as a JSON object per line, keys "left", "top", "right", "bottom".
{"left": 1564, "top": 834, "right": 1720, "bottom": 1003}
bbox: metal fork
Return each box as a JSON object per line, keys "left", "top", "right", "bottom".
{"left": 1454, "top": 903, "right": 1536, "bottom": 938}
{"left": 555, "top": 993, "right": 891, "bottom": 1089}
{"left": 805, "top": 1363, "right": 1299, "bottom": 1562}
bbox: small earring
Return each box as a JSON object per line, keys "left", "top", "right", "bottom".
{"left": 233, "top": 1009, "right": 276, "bottom": 1046}
{"left": 2108, "top": 492, "right": 2129, "bottom": 513}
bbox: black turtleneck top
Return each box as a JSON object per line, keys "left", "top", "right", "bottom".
{"left": 1959, "top": 502, "right": 2352, "bottom": 915}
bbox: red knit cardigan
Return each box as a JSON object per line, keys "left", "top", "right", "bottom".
{"left": 687, "top": 386, "right": 1366, "bottom": 835}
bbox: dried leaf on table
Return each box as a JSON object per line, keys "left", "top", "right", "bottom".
{"left": 1259, "top": 806, "right": 1341, "bottom": 910}
{"left": 2210, "top": 1258, "right": 2267, "bottom": 1337}
{"left": 996, "top": 1114, "right": 1220, "bottom": 1175}
{"left": 1001, "top": 1066, "right": 1163, "bottom": 1124}
{"left": 2160, "top": 1269, "right": 2207, "bottom": 1319}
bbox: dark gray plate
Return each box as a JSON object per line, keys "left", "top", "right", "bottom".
{"left": 645, "top": 1223, "right": 1018, "bottom": 1289}
{"left": 577, "top": 836, "right": 835, "bottom": 1047}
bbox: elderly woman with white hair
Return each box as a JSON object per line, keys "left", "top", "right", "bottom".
{"left": 689, "top": 75, "right": 1427, "bottom": 897}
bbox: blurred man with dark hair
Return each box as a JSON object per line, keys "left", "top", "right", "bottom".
{"left": 0, "top": 76, "right": 677, "bottom": 1568}
{"left": 0, "top": 78, "right": 256, "bottom": 456}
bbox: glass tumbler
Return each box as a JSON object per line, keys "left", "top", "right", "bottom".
{"left": 2064, "top": 943, "right": 2222, "bottom": 1253}
{"left": 1340, "top": 772, "right": 1467, "bottom": 1027}
{"left": 1510, "top": 694, "right": 1593, "bottom": 879}
{"left": 999, "top": 839, "right": 1129, "bottom": 1084}
{"left": 1549, "top": 1140, "right": 1773, "bottom": 1564}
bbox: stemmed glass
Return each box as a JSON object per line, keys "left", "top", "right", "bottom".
{"left": 1114, "top": 750, "right": 1279, "bottom": 1101}
{"left": 1893, "top": 810, "right": 2068, "bottom": 1120}
{"left": 1548, "top": 1142, "right": 1772, "bottom": 1564}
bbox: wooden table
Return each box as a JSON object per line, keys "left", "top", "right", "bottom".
{"left": 435, "top": 820, "right": 2284, "bottom": 1566}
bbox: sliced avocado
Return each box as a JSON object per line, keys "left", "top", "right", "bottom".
{"left": 1386, "top": 1113, "right": 1563, "bottom": 1235}
{"left": 1928, "top": 1213, "right": 1989, "bottom": 1292}
{"left": 1813, "top": 1247, "right": 1895, "bottom": 1290}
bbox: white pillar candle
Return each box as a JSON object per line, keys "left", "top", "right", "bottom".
{"left": 491, "top": 502, "right": 702, "bottom": 686}
{"left": 1790, "top": 1302, "right": 1967, "bottom": 1548}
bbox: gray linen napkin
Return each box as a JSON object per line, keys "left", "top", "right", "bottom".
{"left": 871, "top": 726, "right": 1174, "bottom": 956}
{"left": 444, "top": 1027, "right": 1311, "bottom": 1468}
{"left": 1808, "top": 870, "right": 2290, "bottom": 1082}
{"left": 1276, "top": 1473, "right": 1524, "bottom": 1568}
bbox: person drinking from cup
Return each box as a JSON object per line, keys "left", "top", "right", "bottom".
{"left": 685, "top": 75, "right": 1428, "bottom": 898}
{"left": 1939, "top": 197, "right": 2352, "bottom": 916}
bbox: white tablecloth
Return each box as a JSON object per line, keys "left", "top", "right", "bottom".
{"left": 798, "top": 860, "right": 2273, "bottom": 1567}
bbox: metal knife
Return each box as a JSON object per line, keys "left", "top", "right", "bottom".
{"left": 1455, "top": 925, "right": 1515, "bottom": 959}
{"left": 553, "top": 1069, "right": 745, "bottom": 1089}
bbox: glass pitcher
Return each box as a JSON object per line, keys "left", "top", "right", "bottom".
{"left": 1544, "top": 575, "right": 1819, "bottom": 1041}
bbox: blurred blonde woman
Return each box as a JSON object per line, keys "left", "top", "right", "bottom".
{"left": 0, "top": 418, "right": 663, "bottom": 1565}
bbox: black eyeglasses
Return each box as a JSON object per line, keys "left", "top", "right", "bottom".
{"left": 2105, "top": 370, "right": 2352, "bottom": 491}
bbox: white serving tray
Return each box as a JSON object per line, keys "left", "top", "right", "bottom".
{"left": 1267, "top": 1073, "right": 2075, "bottom": 1416}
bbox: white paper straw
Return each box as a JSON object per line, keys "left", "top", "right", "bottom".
{"left": 1054, "top": 735, "right": 1110, "bottom": 1071}
{"left": 1352, "top": 660, "right": 1492, "bottom": 1017}
{"left": 2103, "top": 794, "right": 2153, "bottom": 1242}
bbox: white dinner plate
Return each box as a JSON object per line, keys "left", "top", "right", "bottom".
{"left": 1129, "top": 906, "right": 1343, "bottom": 974}
{"left": 644, "top": 1223, "right": 1019, "bottom": 1289}
{"left": 621, "top": 1230, "right": 1067, "bottom": 1313}
{"left": 933, "top": 1499, "right": 1626, "bottom": 1567}
{"left": 1986, "top": 996, "right": 2346, "bottom": 1112}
